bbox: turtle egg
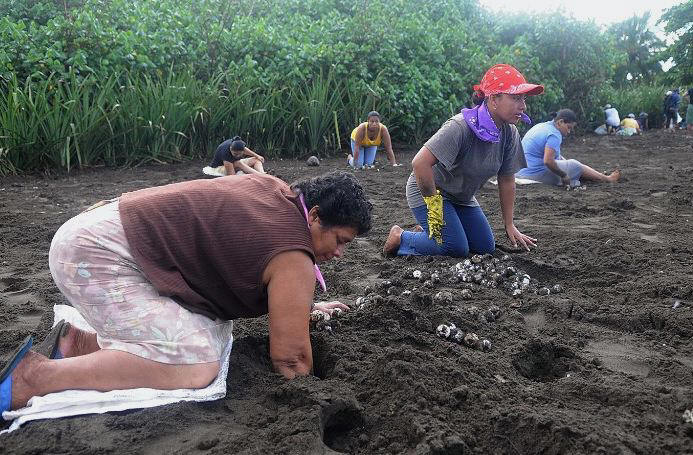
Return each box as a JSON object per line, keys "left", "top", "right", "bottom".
{"left": 537, "top": 287, "right": 551, "bottom": 296}
{"left": 452, "top": 329, "right": 465, "bottom": 344}
{"left": 473, "top": 273, "right": 484, "bottom": 283}
{"left": 402, "top": 290, "right": 412, "bottom": 296}
{"left": 332, "top": 308, "right": 344, "bottom": 317}
{"left": 464, "top": 332, "right": 480, "bottom": 348}
{"left": 471, "top": 254, "right": 482, "bottom": 264}
{"left": 311, "top": 310, "right": 330, "bottom": 322}
{"left": 413, "top": 270, "right": 422, "bottom": 279}
{"left": 355, "top": 296, "right": 367, "bottom": 306}
{"left": 552, "top": 284, "right": 564, "bottom": 294}
{"left": 436, "top": 324, "right": 451, "bottom": 339}
{"left": 434, "top": 291, "right": 453, "bottom": 304}
{"left": 460, "top": 289, "right": 473, "bottom": 300}
{"left": 315, "top": 320, "right": 331, "bottom": 331}
{"left": 501, "top": 254, "right": 511, "bottom": 262}
{"left": 489, "top": 305, "right": 501, "bottom": 316}
{"left": 512, "top": 289, "right": 523, "bottom": 297}
{"left": 430, "top": 272, "right": 440, "bottom": 283}
{"left": 448, "top": 326, "right": 460, "bottom": 340}
{"left": 481, "top": 339, "right": 492, "bottom": 351}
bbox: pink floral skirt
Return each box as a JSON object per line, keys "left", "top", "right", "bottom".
{"left": 48, "top": 201, "right": 232, "bottom": 364}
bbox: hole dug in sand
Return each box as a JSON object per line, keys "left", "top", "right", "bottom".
{"left": 311, "top": 336, "right": 341, "bottom": 380}
{"left": 320, "top": 398, "right": 365, "bottom": 453}
{"left": 512, "top": 339, "right": 578, "bottom": 382}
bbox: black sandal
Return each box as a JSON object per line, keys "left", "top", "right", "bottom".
{"left": 34, "top": 320, "right": 70, "bottom": 359}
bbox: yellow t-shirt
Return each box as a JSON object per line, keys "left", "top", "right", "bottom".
{"left": 620, "top": 118, "right": 639, "bottom": 129}
{"left": 351, "top": 123, "right": 383, "bottom": 146}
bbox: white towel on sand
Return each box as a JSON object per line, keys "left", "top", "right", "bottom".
{"left": 1, "top": 305, "right": 233, "bottom": 435}
{"left": 489, "top": 177, "right": 539, "bottom": 185}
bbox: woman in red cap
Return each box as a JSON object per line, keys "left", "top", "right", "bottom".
{"left": 384, "top": 64, "right": 541, "bottom": 257}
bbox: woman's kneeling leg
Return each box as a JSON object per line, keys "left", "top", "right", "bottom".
{"left": 455, "top": 205, "right": 495, "bottom": 254}
{"left": 398, "top": 202, "right": 470, "bottom": 257}
{"left": 11, "top": 349, "right": 220, "bottom": 410}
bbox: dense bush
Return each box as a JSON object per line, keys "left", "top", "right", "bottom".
{"left": 0, "top": 0, "right": 687, "bottom": 174}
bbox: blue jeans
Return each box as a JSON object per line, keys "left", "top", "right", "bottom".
{"left": 398, "top": 202, "right": 495, "bottom": 257}
{"left": 349, "top": 140, "right": 377, "bottom": 167}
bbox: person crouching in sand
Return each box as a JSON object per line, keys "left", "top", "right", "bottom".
{"left": 203, "top": 136, "right": 265, "bottom": 176}
{"left": 1, "top": 172, "right": 372, "bottom": 412}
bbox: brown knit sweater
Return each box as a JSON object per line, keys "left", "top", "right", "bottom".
{"left": 118, "top": 174, "right": 315, "bottom": 320}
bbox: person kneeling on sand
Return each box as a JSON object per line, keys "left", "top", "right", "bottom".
{"left": 203, "top": 136, "right": 265, "bottom": 176}
{"left": 383, "top": 64, "right": 540, "bottom": 258}
{"left": 347, "top": 111, "right": 400, "bottom": 168}
{"left": 515, "top": 109, "right": 621, "bottom": 187}
{"left": 0, "top": 172, "right": 372, "bottom": 412}
{"left": 617, "top": 113, "right": 641, "bottom": 136}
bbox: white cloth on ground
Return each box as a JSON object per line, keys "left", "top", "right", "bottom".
{"left": 488, "top": 177, "right": 540, "bottom": 185}
{"left": 1, "top": 304, "right": 233, "bottom": 435}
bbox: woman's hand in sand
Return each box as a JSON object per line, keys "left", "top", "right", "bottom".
{"left": 312, "top": 300, "right": 349, "bottom": 315}
{"left": 504, "top": 224, "right": 537, "bottom": 252}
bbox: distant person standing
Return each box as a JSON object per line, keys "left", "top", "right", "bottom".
{"left": 348, "top": 111, "right": 400, "bottom": 169}
{"left": 686, "top": 87, "right": 693, "bottom": 131}
{"left": 603, "top": 104, "right": 620, "bottom": 134}
{"left": 664, "top": 89, "right": 680, "bottom": 130}
{"left": 203, "top": 136, "right": 265, "bottom": 177}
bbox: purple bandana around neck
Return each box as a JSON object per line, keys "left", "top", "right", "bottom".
{"left": 461, "top": 102, "right": 532, "bottom": 143}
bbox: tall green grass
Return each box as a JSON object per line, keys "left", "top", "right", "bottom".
{"left": 0, "top": 68, "right": 409, "bottom": 175}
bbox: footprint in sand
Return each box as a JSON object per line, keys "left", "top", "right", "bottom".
{"left": 0, "top": 270, "right": 45, "bottom": 333}
{"left": 585, "top": 340, "right": 652, "bottom": 377}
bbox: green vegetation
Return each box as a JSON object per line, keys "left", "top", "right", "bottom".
{"left": 0, "top": 0, "right": 689, "bottom": 174}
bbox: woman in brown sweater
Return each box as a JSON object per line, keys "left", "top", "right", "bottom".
{"left": 1, "top": 172, "right": 372, "bottom": 412}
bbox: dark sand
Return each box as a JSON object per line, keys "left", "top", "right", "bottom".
{"left": 1, "top": 130, "right": 692, "bottom": 454}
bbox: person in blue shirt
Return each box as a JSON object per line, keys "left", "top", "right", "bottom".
{"left": 516, "top": 109, "right": 621, "bottom": 187}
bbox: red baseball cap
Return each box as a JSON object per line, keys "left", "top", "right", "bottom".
{"left": 473, "top": 64, "right": 544, "bottom": 97}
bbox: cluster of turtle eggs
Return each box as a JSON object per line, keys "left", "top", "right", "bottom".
{"left": 309, "top": 307, "right": 344, "bottom": 332}
{"left": 430, "top": 253, "right": 565, "bottom": 298}
{"left": 436, "top": 323, "right": 492, "bottom": 351}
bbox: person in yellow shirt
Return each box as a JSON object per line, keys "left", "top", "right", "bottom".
{"left": 348, "top": 111, "right": 400, "bottom": 168}
{"left": 618, "top": 113, "right": 641, "bottom": 136}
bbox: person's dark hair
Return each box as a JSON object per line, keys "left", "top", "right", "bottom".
{"left": 366, "top": 111, "right": 380, "bottom": 120}
{"left": 291, "top": 171, "right": 372, "bottom": 235}
{"left": 230, "top": 136, "right": 246, "bottom": 152}
{"left": 471, "top": 90, "right": 485, "bottom": 106}
{"left": 551, "top": 109, "right": 577, "bottom": 124}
